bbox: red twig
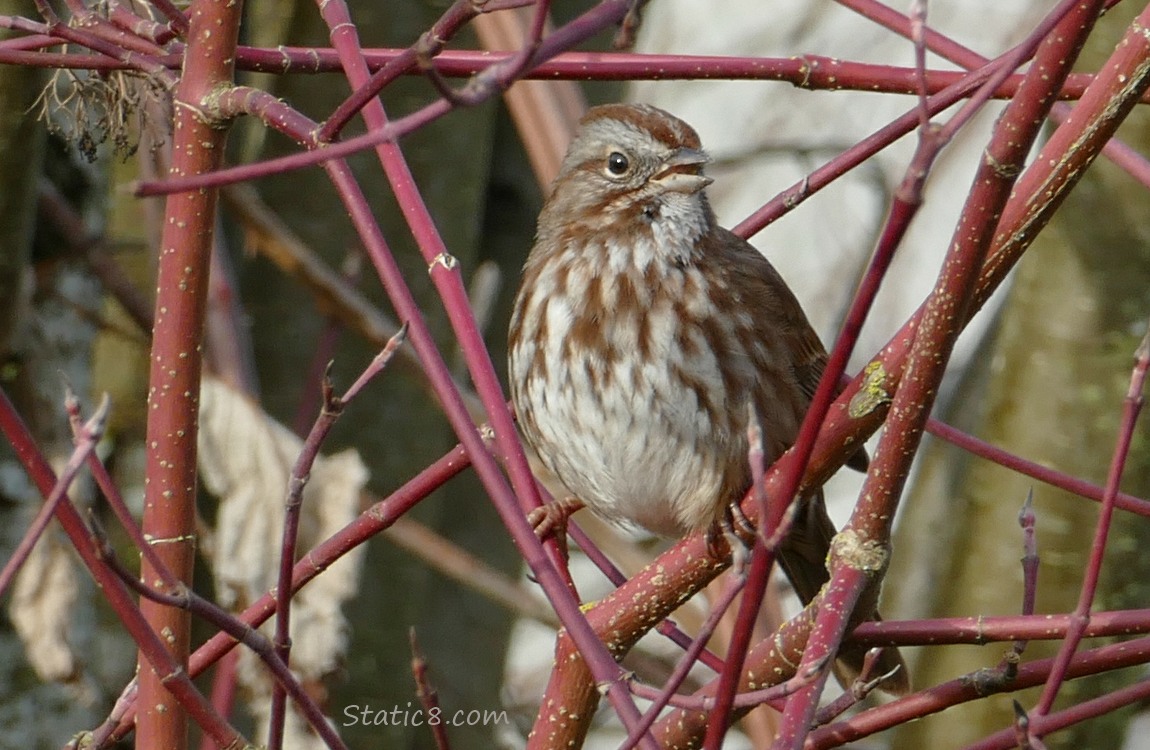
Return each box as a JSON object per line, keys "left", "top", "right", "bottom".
{"left": 926, "top": 418, "right": 1150, "bottom": 518}
{"left": 837, "top": 0, "right": 1150, "bottom": 195}
{"left": 134, "top": 0, "right": 242, "bottom": 743}
{"left": 1012, "top": 700, "right": 1050, "bottom": 750}
{"left": 0, "top": 393, "right": 108, "bottom": 597}
{"left": 9, "top": 26, "right": 1150, "bottom": 101}
{"left": 703, "top": 0, "right": 1015, "bottom": 736}
{"left": 850, "top": 608, "right": 1150, "bottom": 649}
{"left": 117, "top": 3, "right": 710, "bottom": 196}
{"left": 96, "top": 441, "right": 472, "bottom": 743}
{"left": 409, "top": 630, "right": 452, "bottom": 750}
{"left": 700, "top": 50, "right": 944, "bottom": 750}
{"left": 556, "top": 499, "right": 728, "bottom": 673}
{"left": 417, "top": 0, "right": 550, "bottom": 107}
{"left": 0, "top": 390, "right": 248, "bottom": 749}
{"left": 1012, "top": 492, "right": 1040, "bottom": 657}
{"left": 319, "top": 0, "right": 481, "bottom": 140}
{"left": 93, "top": 530, "right": 350, "bottom": 750}
{"left": 1032, "top": 324, "right": 1150, "bottom": 717}
{"left": 541, "top": 0, "right": 1150, "bottom": 738}
{"left": 621, "top": 574, "right": 745, "bottom": 750}
{"left": 267, "top": 326, "right": 406, "bottom": 749}
{"left": 968, "top": 679, "right": 1150, "bottom": 750}
{"left": 4, "top": 0, "right": 1149, "bottom": 746}
{"left": 780, "top": 0, "right": 1106, "bottom": 744}
{"left": 715, "top": 0, "right": 1107, "bottom": 744}
{"left": 808, "top": 635, "right": 1150, "bottom": 749}
{"left": 311, "top": 0, "right": 655, "bottom": 743}
{"left": 627, "top": 664, "right": 820, "bottom": 713}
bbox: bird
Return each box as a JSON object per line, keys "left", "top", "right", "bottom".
{"left": 507, "top": 102, "right": 905, "bottom": 694}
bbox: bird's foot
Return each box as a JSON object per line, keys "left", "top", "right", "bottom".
{"left": 705, "top": 502, "right": 758, "bottom": 574}
{"left": 527, "top": 496, "right": 584, "bottom": 563}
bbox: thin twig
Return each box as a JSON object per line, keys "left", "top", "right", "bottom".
{"left": 620, "top": 574, "right": 745, "bottom": 750}
{"left": 1033, "top": 322, "right": 1150, "bottom": 716}
{"left": 409, "top": 630, "right": 452, "bottom": 750}
{"left": 807, "top": 635, "right": 1150, "bottom": 749}
{"left": 268, "top": 326, "right": 406, "bottom": 749}
{"left": 91, "top": 529, "right": 350, "bottom": 750}
{"left": 0, "top": 393, "right": 108, "bottom": 597}
{"left": 926, "top": 418, "right": 1150, "bottom": 518}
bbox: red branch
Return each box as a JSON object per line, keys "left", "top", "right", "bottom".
{"left": 135, "top": 0, "right": 243, "bottom": 746}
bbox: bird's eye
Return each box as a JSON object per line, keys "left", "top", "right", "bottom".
{"left": 606, "top": 151, "right": 630, "bottom": 176}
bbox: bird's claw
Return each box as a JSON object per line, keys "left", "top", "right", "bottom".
{"left": 527, "top": 496, "right": 584, "bottom": 565}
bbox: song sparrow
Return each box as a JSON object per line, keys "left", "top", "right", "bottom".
{"left": 508, "top": 103, "right": 904, "bottom": 692}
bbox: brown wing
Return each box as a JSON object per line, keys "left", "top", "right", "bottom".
{"left": 708, "top": 229, "right": 904, "bottom": 694}
{"left": 711, "top": 227, "right": 868, "bottom": 471}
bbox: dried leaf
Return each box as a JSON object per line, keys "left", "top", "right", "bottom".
{"left": 198, "top": 375, "right": 368, "bottom": 743}
{"left": 9, "top": 531, "right": 80, "bottom": 682}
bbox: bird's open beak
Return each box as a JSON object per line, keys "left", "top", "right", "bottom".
{"left": 651, "top": 148, "right": 713, "bottom": 194}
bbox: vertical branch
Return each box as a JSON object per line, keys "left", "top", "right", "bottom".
{"left": 267, "top": 331, "right": 406, "bottom": 749}
{"left": 136, "top": 0, "right": 242, "bottom": 746}
{"left": 765, "top": 2, "right": 1108, "bottom": 746}
{"left": 0, "top": 392, "right": 249, "bottom": 749}
{"left": 851, "top": 0, "right": 1104, "bottom": 538}
{"left": 311, "top": 0, "right": 653, "bottom": 744}
{"left": 1033, "top": 325, "right": 1150, "bottom": 716}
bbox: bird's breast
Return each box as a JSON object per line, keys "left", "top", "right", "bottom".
{"left": 509, "top": 249, "right": 756, "bottom": 534}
